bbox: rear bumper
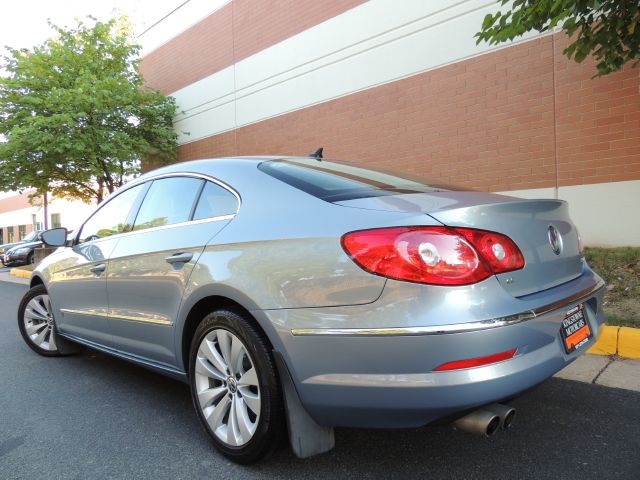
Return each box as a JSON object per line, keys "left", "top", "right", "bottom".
{"left": 262, "top": 268, "right": 605, "bottom": 428}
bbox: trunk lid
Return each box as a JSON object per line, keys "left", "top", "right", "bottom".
{"left": 336, "top": 192, "right": 584, "bottom": 297}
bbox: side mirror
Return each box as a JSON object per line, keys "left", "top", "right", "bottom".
{"left": 41, "top": 228, "right": 68, "bottom": 247}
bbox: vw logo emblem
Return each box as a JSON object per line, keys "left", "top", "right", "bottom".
{"left": 547, "top": 225, "right": 563, "bottom": 255}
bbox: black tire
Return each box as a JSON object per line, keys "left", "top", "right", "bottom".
{"left": 18, "top": 284, "right": 62, "bottom": 357}
{"left": 189, "top": 309, "right": 285, "bottom": 464}
{"left": 26, "top": 252, "right": 34, "bottom": 265}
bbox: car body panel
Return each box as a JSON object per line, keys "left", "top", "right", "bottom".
{"left": 106, "top": 218, "right": 232, "bottom": 365}
{"left": 42, "top": 238, "right": 119, "bottom": 346}
{"left": 262, "top": 268, "right": 605, "bottom": 427}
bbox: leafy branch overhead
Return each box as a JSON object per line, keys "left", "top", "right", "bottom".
{"left": 476, "top": 0, "right": 640, "bottom": 77}
{"left": 0, "top": 18, "right": 178, "bottom": 203}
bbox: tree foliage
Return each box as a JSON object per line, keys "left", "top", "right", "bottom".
{"left": 476, "top": 0, "right": 640, "bottom": 77}
{"left": 0, "top": 18, "right": 178, "bottom": 203}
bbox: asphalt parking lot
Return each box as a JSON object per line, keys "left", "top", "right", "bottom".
{"left": 1, "top": 280, "right": 639, "bottom": 479}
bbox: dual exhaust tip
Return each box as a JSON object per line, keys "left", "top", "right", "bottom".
{"left": 453, "top": 403, "right": 516, "bottom": 437}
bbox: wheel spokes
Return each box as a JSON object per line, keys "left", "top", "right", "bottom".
{"left": 22, "top": 294, "right": 58, "bottom": 353}
{"left": 195, "top": 354, "right": 226, "bottom": 381}
{"left": 26, "top": 322, "right": 47, "bottom": 336}
{"left": 200, "top": 338, "right": 228, "bottom": 377}
{"left": 239, "top": 389, "right": 260, "bottom": 416}
{"left": 229, "top": 337, "right": 245, "bottom": 375}
{"left": 238, "top": 367, "right": 258, "bottom": 388}
{"left": 195, "top": 328, "right": 261, "bottom": 447}
{"left": 198, "top": 385, "right": 226, "bottom": 409}
{"left": 25, "top": 306, "right": 47, "bottom": 322}
{"left": 235, "top": 397, "right": 256, "bottom": 440}
{"left": 33, "top": 325, "right": 50, "bottom": 346}
{"left": 206, "top": 394, "right": 230, "bottom": 432}
{"left": 216, "top": 330, "right": 233, "bottom": 373}
{"left": 29, "top": 298, "right": 50, "bottom": 318}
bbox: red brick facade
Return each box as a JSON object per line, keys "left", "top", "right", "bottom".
{"left": 140, "top": 0, "right": 366, "bottom": 95}
{"left": 175, "top": 33, "right": 639, "bottom": 192}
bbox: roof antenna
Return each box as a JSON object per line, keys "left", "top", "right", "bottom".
{"left": 309, "top": 147, "right": 323, "bottom": 160}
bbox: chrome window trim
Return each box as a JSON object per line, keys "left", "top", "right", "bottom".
{"left": 75, "top": 171, "right": 240, "bottom": 246}
{"left": 74, "top": 214, "right": 235, "bottom": 246}
{"left": 290, "top": 279, "right": 605, "bottom": 337}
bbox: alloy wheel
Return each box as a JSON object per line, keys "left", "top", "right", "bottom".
{"left": 194, "top": 329, "right": 261, "bottom": 447}
{"left": 23, "top": 294, "right": 57, "bottom": 352}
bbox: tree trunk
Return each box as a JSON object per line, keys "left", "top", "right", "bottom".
{"left": 43, "top": 191, "right": 49, "bottom": 230}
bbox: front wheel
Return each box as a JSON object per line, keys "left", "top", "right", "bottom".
{"left": 17, "top": 284, "right": 62, "bottom": 356}
{"left": 189, "top": 309, "right": 284, "bottom": 464}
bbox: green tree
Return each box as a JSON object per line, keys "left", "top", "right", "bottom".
{"left": 476, "top": 0, "right": 640, "bottom": 77}
{"left": 0, "top": 17, "right": 178, "bottom": 203}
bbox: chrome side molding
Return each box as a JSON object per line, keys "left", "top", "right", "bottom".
{"left": 291, "top": 279, "right": 605, "bottom": 337}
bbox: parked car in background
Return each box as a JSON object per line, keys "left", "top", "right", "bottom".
{"left": 18, "top": 156, "right": 605, "bottom": 464}
{"left": 0, "top": 230, "right": 43, "bottom": 266}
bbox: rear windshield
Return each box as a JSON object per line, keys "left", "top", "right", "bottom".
{"left": 258, "top": 158, "right": 454, "bottom": 202}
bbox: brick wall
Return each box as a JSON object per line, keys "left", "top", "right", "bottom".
{"left": 554, "top": 36, "right": 640, "bottom": 186}
{"left": 176, "top": 33, "right": 640, "bottom": 193}
{"left": 140, "top": 0, "right": 366, "bottom": 95}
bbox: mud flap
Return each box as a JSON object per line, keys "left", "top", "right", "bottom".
{"left": 53, "top": 327, "right": 83, "bottom": 355}
{"left": 273, "top": 350, "right": 335, "bottom": 458}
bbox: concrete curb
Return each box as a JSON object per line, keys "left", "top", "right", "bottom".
{"left": 9, "top": 268, "right": 31, "bottom": 279}
{"left": 589, "top": 325, "right": 640, "bottom": 359}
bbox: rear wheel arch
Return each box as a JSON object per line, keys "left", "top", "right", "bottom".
{"left": 180, "top": 294, "right": 277, "bottom": 375}
{"left": 30, "top": 275, "right": 44, "bottom": 289}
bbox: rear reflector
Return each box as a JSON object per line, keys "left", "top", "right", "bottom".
{"left": 433, "top": 348, "right": 517, "bottom": 371}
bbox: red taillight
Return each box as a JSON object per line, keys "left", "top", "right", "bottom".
{"left": 433, "top": 348, "right": 518, "bottom": 371}
{"left": 341, "top": 226, "right": 524, "bottom": 286}
{"left": 454, "top": 228, "right": 524, "bottom": 274}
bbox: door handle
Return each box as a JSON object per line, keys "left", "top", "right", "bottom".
{"left": 165, "top": 252, "right": 193, "bottom": 264}
{"left": 90, "top": 263, "right": 107, "bottom": 275}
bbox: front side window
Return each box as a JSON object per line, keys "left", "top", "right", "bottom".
{"left": 79, "top": 184, "right": 144, "bottom": 243}
{"left": 133, "top": 177, "right": 202, "bottom": 231}
{"left": 23, "top": 230, "right": 40, "bottom": 243}
{"left": 192, "top": 181, "right": 238, "bottom": 221}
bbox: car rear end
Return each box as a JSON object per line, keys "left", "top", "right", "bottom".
{"left": 256, "top": 158, "right": 606, "bottom": 428}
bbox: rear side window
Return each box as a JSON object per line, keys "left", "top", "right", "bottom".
{"left": 133, "top": 177, "right": 202, "bottom": 231}
{"left": 193, "top": 181, "right": 238, "bottom": 220}
{"left": 259, "top": 158, "right": 452, "bottom": 202}
{"left": 79, "top": 184, "right": 144, "bottom": 243}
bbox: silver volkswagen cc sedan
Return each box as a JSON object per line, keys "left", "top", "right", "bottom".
{"left": 18, "top": 156, "right": 605, "bottom": 463}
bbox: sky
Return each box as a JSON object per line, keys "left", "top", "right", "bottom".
{"left": 0, "top": 0, "right": 184, "bottom": 54}
{"left": 0, "top": 0, "right": 186, "bottom": 199}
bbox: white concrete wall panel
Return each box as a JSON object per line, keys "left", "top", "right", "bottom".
{"left": 168, "top": 0, "right": 543, "bottom": 145}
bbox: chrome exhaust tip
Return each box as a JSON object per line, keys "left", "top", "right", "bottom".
{"left": 484, "top": 403, "right": 516, "bottom": 430}
{"left": 453, "top": 409, "right": 501, "bottom": 437}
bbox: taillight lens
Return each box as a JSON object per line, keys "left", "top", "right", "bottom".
{"left": 454, "top": 228, "right": 524, "bottom": 273}
{"left": 341, "top": 226, "right": 524, "bottom": 286}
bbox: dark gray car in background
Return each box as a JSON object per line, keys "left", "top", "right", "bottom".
{"left": 1, "top": 230, "right": 43, "bottom": 266}
{"left": 18, "top": 156, "right": 605, "bottom": 463}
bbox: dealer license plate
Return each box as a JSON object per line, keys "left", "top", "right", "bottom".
{"left": 560, "top": 304, "right": 592, "bottom": 353}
